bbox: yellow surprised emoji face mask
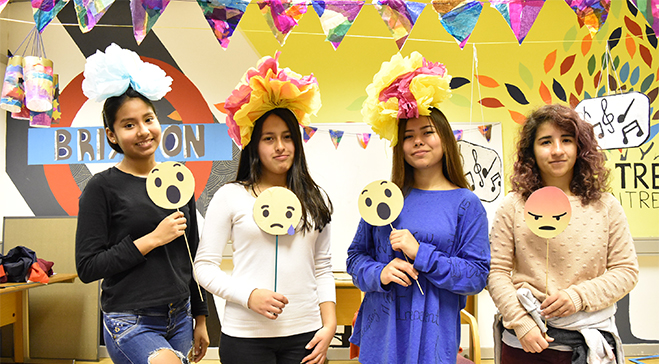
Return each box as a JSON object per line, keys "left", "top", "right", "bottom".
{"left": 358, "top": 180, "right": 404, "bottom": 226}
{"left": 524, "top": 186, "right": 572, "bottom": 239}
{"left": 146, "top": 161, "right": 196, "bottom": 210}
{"left": 253, "top": 187, "right": 302, "bottom": 236}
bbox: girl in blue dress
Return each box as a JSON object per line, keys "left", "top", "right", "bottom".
{"left": 347, "top": 52, "right": 491, "bottom": 364}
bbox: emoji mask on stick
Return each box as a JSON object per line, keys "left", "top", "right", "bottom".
{"left": 524, "top": 186, "right": 572, "bottom": 239}
{"left": 358, "top": 180, "right": 405, "bottom": 226}
{"left": 146, "top": 161, "right": 195, "bottom": 210}
{"left": 253, "top": 187, "right": 302, "bottom": 236}
{"left": 146, "top": 161, "right": 203, "bottom": 301}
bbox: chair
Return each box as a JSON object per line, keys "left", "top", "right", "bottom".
{"left": 461, "top": 308, "right": 481, "bottom": 364}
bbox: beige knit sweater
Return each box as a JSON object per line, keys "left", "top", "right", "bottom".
{"left": 487, "top": 192, "right": 639, "bottom": 339}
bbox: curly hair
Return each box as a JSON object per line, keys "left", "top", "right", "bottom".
{"left": 511, "top": 104, "right": 610, "bottom": 205}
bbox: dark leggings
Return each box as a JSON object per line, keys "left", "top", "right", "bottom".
{"left": 219, "top": 331, "right": 316, "bottom": 364}
{"left": 501, "top": 343, "right": 573, "bottom": 364}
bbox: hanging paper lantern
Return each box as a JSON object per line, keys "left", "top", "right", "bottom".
{"left": 29, "top": 107, "right": 52, "bottom": 127}
{"left": 1, "top": 55, "right": 25, "bottom": 113}
{"left": 23, "top": 56, "right": 54, "bottom": 112}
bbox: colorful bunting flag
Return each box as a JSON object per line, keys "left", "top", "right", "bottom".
{"left": 130, "top": 0, "right": 171, "bottom": 45}
{"left": 73, "top": 0, "right": 115, "bottom": 32}
{"left": 1, "top": 0, "right": 9, "bottom": 14}
{"left": 453, "top": 129, "right": 463, "bottom": 140}
{"left": 258, "top": 0, "right": 308, "bottom": 45}
{"left": 197, "top": 0, "right": 249, "bottom": 49}
{"left": 329, "top": 129, "right": 344, "bottom": 149}
{"left": 478, "top": 124, "right": 492, "bottom": 141}
{"left": 312, "top": 0, "right": 365, "bottom": 50}
{"left": 432, "top": 0, "right": 482, "bottom": 49}
{"left": 564, "top": 0, "right": 611, "bottom": 38}
{"left": 32, "top": 0, "right": 70, "bottom": 32}
{"left": 303, "top": 125, "right": 318, "bottom": 142}
{"left": 356, "top": 132, "right": 371, "bottom": 149}
{"left": 490, "top": 0, "right": 544, "bottom": 44}
{"left": 373, "top": 0, "right": 426, "bottom": 50}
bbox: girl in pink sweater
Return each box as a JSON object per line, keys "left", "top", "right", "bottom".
{"left": 487, "top": 104, "right": 639, "bottom": 364}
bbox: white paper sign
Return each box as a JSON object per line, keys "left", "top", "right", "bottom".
{"left": 576, "top": 92, "right": 650, "bottom": 149}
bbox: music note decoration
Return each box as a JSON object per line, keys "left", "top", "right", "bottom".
{"left": 575, "top": 92, "right": 651, "bottom": 150}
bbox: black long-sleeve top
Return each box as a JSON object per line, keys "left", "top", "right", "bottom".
{"left": 75, "top": 167, "right": 208, "bottom": 317}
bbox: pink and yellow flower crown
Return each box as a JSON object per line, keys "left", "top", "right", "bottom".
{"left": 224, "top": 52, "right": 321, "bottom": 148}
{"left": 362, "top": 52, "right": 452, "bottom": 146}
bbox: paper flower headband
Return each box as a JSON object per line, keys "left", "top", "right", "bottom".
{"left": 362, "top": 51, "right": 452, "bottom": 146}
{"left": 82, "top": 43, "right": 172, "bottom": 102}
{"left": 224, "top": 52, "right": 321, "bottom": 148}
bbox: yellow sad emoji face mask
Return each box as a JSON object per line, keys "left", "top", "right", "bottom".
{"left": 253, "top": 187, "right": 302, "bottom": 236}
{"left": 146, "top": 161, "right": 196, "bottom": 210}
{"left": 358, "top": 180, "right": 405, "bottom": 226}
{"left": 524, "top": 186, "right": 572, "bottom": 239}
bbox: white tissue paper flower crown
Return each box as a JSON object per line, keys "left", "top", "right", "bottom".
{"left": 82, "top": 43, "right": 172, "bottom": 102}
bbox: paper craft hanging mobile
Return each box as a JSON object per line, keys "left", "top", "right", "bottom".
{"left": 358, "top": 180, "right": 423, "bottom": 295}
{"left": 524, "top": 186, "right": 572, "bottom": 333}
{"left": 253, "top": 187, "right": 302, "bottom": 292}
{"left": 146, "top": 161, "right": 204, "bottom": 301}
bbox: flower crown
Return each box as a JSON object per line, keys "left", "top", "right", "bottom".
{"left": 224, "top": 52, "right": 321, "bottom": 148}
{"left": 82, "top": 43, "right": 172, "bottom": 102}
{"left": 362, "top": 52, "right": 452, "bottom": 146}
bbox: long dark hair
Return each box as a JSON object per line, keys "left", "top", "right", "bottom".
{"left": 234, "top": 108, "right": 333, "bottom": 232}
{"left": 102, "top": 86, "right": 156, "bottom": 154}
{"left": 511, "top": 104, "right": 609, "bottom": 205}
{"left": 391, "top": 108, "right": 470, "bottom": 195}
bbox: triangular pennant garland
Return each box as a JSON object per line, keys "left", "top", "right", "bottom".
{"left": 32, "top": 0, "right": 71, "bottom": 32}
{"left": 197, "top": 0, "right": 249, "bottom": 49}
{"left": 491, "top": 0, "right": 544, "bottom": 44}
{"left": 130, "top": 0, "right": 171, "bottom": 45}
{"left": 565, "top": 0, "right": 611, "bottom": 38}
{"left": 73, "top": 0, "right": 115, "bottom": 32}
{"left": 258, "top": 0, "right": 308, "bottom": 45}
{"left": 312, "top": 0, "right": 365, "bottom": 50}
{"left": 478, "top": 124, "right": 492, "bottom": 142}
{"left": 373, "top": 0, "right": 426, "bottom": 50}
{"left": 453, "top": 129, "right": 463, "bottom": 141}
{"left": 356, "top": 132, "right": 371, "bottom": 149}
{"left": 329, "top": 129, "right": 344, "bottom": 149}
{"left": 433, "top": 0, "right": 482, "bottom": 49}
{"left": 303, "top": 125, "right": 318, "bottom": 142}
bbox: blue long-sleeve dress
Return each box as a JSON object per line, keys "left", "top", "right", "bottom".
{"left": 347, "top": 188, "right": 490, "bottom": 364}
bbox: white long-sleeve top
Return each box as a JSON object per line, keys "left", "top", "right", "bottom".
{"left": 194, "top": 183, "right": 336, "bottom": 338}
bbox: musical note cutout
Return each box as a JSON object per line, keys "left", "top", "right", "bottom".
{"left": 576, "top": 92, "right": 650, "bottom": 150}
{"left": 458, "top": 140, "right": 502, "bottom": 203}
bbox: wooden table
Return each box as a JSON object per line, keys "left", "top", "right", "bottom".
{"left": 0, "top": 273, "right": 78, "bottom": 363}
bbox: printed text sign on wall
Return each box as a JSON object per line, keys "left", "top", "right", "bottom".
{"left": 27, "top": 123, "right": 232, "bottom": 164}
{"left": 576, "top": 92, "right": 651, "bottom": 150}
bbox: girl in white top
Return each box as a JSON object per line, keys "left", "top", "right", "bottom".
{"left": 194, "top": 54, "right": 336, "bottom": 364}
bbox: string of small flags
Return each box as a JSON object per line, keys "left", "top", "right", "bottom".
{"left": 302, "top": 123, "right": 493, "bottom": 150}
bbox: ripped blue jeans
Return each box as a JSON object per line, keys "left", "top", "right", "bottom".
{"left": 103, "top": 298, "right": 193, "bottom": 364}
